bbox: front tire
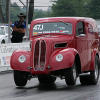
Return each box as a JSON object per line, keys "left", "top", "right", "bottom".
{"left": 13, "top": 70, "right": 28, "bottom": 86}
{"left": 63, "top": 62, "right": 77, "bottom": 85}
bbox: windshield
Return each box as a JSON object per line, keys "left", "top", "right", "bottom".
{"left": 0, "top": 27, "right": 5, "bottom": 35}
{"left": 33, "top": 22, "right": 72, "bottom": 36}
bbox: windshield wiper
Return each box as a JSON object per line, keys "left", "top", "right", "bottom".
{"left": 60, "top": 20, "right": 72, "bottom": 27}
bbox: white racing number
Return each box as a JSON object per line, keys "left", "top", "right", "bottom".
{"left": 33, "top": 24, "right": 43, "bottom": 30}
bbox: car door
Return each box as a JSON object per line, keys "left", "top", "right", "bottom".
{"left": 75, "top": 21, "right": 88, "bottom": 71}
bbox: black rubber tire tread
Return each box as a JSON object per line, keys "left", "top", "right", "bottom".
{"left": 1, "top": 40, "right": 5, "bottom": 44}
{"left": 63, "top": 62, "right": 77, "bottom": 85}
{"left": 80, "top": 55, "right": 99, "bottom": 85}
{"left": 13, "top": 70, "right": 28, "bottom": 86}
{"left": 90, "top": 55, "right": 99, "bottom": 85}
{"left": 38, "top": 75, "right": 56, "bottom": 84}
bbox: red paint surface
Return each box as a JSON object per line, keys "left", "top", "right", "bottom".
{"left": 10, "top": 17, "right": 99, "bottom": 75}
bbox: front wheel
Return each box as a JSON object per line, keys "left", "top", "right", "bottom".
{"left": 63, "top": 62, "right": 77, "bottom": 85}
{"left": 13, "top": 70, "right": 28, "bottom": 86}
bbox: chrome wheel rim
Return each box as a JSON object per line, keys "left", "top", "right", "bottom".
{"left": 94, "top": 61, "right": 98, "bottom": 80}
{"left": 73, "top": 64, "right": 77, "bottom": 80}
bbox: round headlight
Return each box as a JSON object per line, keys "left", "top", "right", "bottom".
{"left": 18, "top": 55, "right": 26, "bottom": 63}
{"left": 56, "top": 54, "right": 63, "bottom": 62}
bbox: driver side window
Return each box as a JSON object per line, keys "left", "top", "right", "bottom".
{"left": 76, "top": 22, "right": 85, "bottom": 36}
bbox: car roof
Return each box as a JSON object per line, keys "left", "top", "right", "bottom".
{"left": 31, "top": 17, "right": 96, "bottom": 25}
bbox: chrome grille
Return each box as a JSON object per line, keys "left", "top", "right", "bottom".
{"left": 34, "top": 40, "right": 46, "bottom": 71}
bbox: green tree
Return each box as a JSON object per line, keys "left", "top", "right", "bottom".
{"left": 87, "top": 0, "right": 100, "bottom": 19}
{"left": 51, "top": 0, "right": 76, "bottom": 17}
{"left": 33, "top": 9, "right": 51, "bottom": 20}
{"left": 0, "top": 5, "right": 5, "bottom": 23}
{"left": 0, "top": 0, "right": 10, "bottom": 23}
{"left": 10, "top": 3, "right": 25, "bottom": 23}
{"left": 51, "top": 0, "right": 90, "bottom": 17}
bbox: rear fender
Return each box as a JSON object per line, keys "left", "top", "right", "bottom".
{"left": 10, "top": 49, "right": 30, "bottom": 72}
{"left": 90, "top": 49, "right": 99, "bottom": 70}
{"left": 50, "top": 48, "right": 78, "bottom": 71}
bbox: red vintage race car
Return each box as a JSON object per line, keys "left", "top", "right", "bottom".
{"left": 10, "top": 17, "right": 99, "bottom": 86}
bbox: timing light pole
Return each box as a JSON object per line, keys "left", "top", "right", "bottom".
{"left": 26, "top": 0, "right": 29, "bottom": 39}
{"left": 8, "top": 0, "right": 11, "bottom": 43}
{"left": 19, "top": 0, "right": 29, "bottom": 39}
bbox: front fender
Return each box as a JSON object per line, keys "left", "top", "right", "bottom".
{"left": 50, "top": 48, "right": 78, "bottom": 71}
{"left": 10, "top": 49, "right": 30, "bottom": 72}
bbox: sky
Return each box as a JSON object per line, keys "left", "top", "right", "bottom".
{"left": 11, "top": 0, "right": 53, "bottom": 10}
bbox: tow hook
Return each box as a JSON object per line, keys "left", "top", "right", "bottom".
{"left": 28, "top": 66, "right": 33, "bottom": 70}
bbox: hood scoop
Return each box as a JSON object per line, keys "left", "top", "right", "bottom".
{"left": 55, "top": 43, "right": 67, "bottom": 48}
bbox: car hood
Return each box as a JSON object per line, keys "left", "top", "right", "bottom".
{"left": 31, "top": 34, "right": 74, "bottom": 54}
{"left": 0, "top": 35, "right": 5, "bottom": 37}
{"left": 30, "top": 34, "right": 74, "bottom": 72}
{"left": 32, "top": 34, "right": 73, "bottom": 43}
{"left": 0, "top": 35, "right": 5, "bottom": 39}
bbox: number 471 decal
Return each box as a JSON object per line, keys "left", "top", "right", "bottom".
{"left": 33, "top": 24, "right": 43, "bottom": 30}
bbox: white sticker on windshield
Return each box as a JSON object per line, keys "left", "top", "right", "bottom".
{"left": 33, "top": 24, "right": 43, "bottom": 30}
{"left": 38, "top": 32, "right": 42, "bottom": 34}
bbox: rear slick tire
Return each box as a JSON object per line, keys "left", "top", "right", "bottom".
{"left": 90, "top": 55, "right": 99, "bottom": 85}
{"left": 13, "top": 70, "right": 28, "bottom": 86}
{"left": 80, "top": 55, "right": 99, "bottom": 85}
